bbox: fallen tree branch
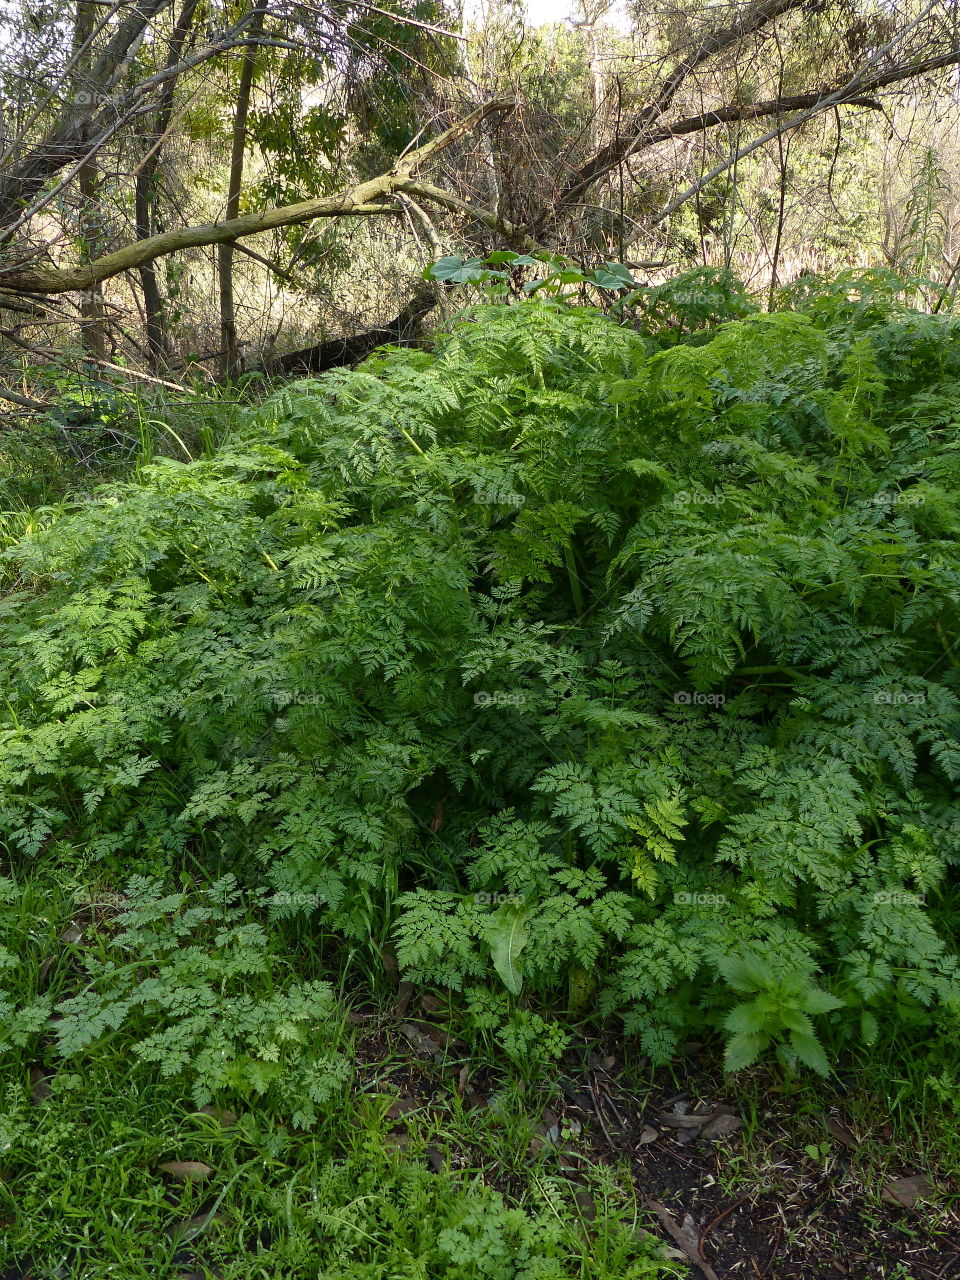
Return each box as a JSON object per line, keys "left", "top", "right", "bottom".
{"left": 258, "top": 280, "right": 440, "bottom": 378}
{"left": 540, "top": 0, "right": 806, "bottom": 219}
{"left": 0, "top": 99, "right": 514, "bottom": 296}
{"left": 0, "top": 385, "right": 48, "bottom": 410}
{"left": 400, "top": 179, "right": 537, "bottom": 251}
{"left": 534, "top": 1, "right": 960, "bottom": 227}
{"left": 643, "top": 41, "right": 960, "bottom": 233}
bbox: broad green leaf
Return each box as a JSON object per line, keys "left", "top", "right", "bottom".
{"left": 788, "top": 1029, "right": 831, "bottom": 1075}
{"left": 723, "top": 1030, "right": 766, "bottom": 1071}
{"left": 486, "top": 904, "right": 528, "bottom": 996}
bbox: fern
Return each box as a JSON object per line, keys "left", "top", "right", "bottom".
{"left": 2, "top": 273, "right": 960, "bottom": 1075}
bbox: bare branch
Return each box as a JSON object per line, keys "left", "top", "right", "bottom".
{"left": 540, "top": 0, "right": 807, "bottom": 220}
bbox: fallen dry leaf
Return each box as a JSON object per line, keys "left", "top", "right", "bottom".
{"left": 166, "top": 1211, "right": 227, "bottom": 1243}
{"left": 399, "top": 1022, "right": 440, "bottom": 1056}
{"left": 392, "top": 981, "right": 414, "bottom": 1018}
{"left": 385, "top": 1094, "right": 419, "bottom": 1121}
{"left": 574, "top": 1189, "right": 596, "bottom": 1220}
{"left": 655, "top": 1111, "right": 705, "bottom": 1130}
{"left": 881, "top": 1174, "right": 933, "bottom": 1208}
{"left": 644, "top": 1198, "right": 720, "bottom": 1280}
{"left": 700, "top": 1112, "right": 742, "bottom": 1141}
{"left": 199, "top": 1105, "right": 236, "bottom": 1127}
{"left": 158, "top": 1161, "right": 215, "bottom": 1182}
{"left": 29, "top": 1066, "right": 53, "bottom": 1102}
{"left": 825, "top": 1115, "right": 859, "bottom": 1148}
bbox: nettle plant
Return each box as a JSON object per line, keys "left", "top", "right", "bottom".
{"left": 2, "top": 269, "right": 960, "bottom": 1074}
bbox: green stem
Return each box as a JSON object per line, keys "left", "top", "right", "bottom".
{"left": 563, "top": 544, "right": 584, "bottom": 619}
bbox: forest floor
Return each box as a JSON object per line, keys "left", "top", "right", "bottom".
{"left": 352, "top": 991, "right": 960, "bottom": 1280}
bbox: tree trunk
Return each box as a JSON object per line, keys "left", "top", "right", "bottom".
{"left": 74, "top": 0, "right": 107, "bottom": 361}
{"left": 218, "top": 1, "right": 267, "bottom": 380}
{"left": 135, "top": 0, "right": 201, "bottom": 368}
{"left": 0, "top": 0, "right": 174, "bottom": 228}
{"left": 0, "top": 101, "right": 515, "bottom": 296}
{"left": 259, "top": 281, "right": 440, "bottom": 377}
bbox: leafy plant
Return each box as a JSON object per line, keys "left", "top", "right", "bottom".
{"left": 2, "top": 273, "right": 960, "bottom": 1075}
{"left": 2, "top": 874, "right": 351, "bottom": 1126}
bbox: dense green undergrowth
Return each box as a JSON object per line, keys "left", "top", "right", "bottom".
{"left": 2, "top": 268, "right": 960, "bottom": 1139}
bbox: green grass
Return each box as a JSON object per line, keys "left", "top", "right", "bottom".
{"left": 1, "top": 1044, "right": 676, "bottom": 1278}
{"left": 0, "top": 864, "right": 677, "bottom": 1279}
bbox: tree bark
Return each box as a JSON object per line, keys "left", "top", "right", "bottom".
{"left": 259, "top": 280, "right": 440, "bottom": 377}
{"left": 0, "top": 0, "right": 175, "bottom": 227}
{"left": 218, "top": 0, "right": 267, "bottom": 380}
{"left": 538, "top": 0, "right": 807, "bottom": 224}
{"left": 135, "top": 0, "right": 201, "bottom": 368}
{"left": 74, "top": 0, "right": 107, "bottom": 360}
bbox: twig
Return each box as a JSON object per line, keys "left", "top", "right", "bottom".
{"left": 699, "top": 1194, "right": 751, "bottom": 1269}
{"left": 761, "top": 1221, "right": 783, "bottom": 1277}
{"left": 645, "top": 1198, "right": 721, "bottom": 1280}
{"left": 587, "top": 1073, "right": 615, "bottom": 1148}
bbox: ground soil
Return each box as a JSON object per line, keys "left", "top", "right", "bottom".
{"left": 355, "top": 1007, "right": 960, "bottom": 1280}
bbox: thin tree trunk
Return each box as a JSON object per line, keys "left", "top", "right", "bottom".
{"left": 218, "top": 1, "right": 267, "bottom": 380}
{"left": 74, "top": 0, "right": 107, "bottom": 360}
{"left": 135, "top": 0, "right": 200, "bottom": 368}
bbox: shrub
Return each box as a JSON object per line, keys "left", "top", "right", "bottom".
{"left": 1, "top": 274, "right": 960, "bottom": 1072}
